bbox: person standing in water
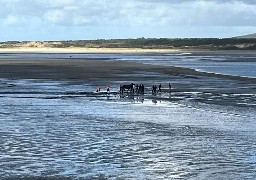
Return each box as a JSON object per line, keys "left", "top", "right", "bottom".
{"left": 158, "top": 84, "right": 162, "bottom": 93}
{"left": 106, "top": 85, "right": 110, "bottom": 93}
{"left": 169, "top": 83, "right": 172, "bottom": 93}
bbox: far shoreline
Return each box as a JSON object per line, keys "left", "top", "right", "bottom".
{"left": 0, "top": 47, "right": 181, "bottom": 54}
{"left": 0, "top": 47, "right": 256, "bottom": 54}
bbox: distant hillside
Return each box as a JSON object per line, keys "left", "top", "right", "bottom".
{"left": 235, "top": 33, "right": 256, "bottom": 39}
{"left": 1, "top": 38, "right": 256, "bottom": 50}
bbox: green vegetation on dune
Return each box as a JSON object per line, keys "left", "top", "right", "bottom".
{"left": 1, "top": 38, "right": 256, "bottom": 50}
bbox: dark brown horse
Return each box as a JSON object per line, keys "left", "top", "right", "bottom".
{"left": 120, "top": 83, "right": 135, "bottom": 93}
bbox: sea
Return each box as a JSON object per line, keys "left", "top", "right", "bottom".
{"left": 0, "top": 52, "right": 256, "bottom": 179}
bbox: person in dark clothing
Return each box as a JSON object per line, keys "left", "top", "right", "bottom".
{"left": 141, "top": 84, "right": 145, "bottom": 94}
{"left": 138, "top": 84, "right": 140, "bottom": 94}
{"left": 152, "top": 85, "right": 157, "bottom": 95}
{"left": 135, "top": 84, "right": 139, "bottom": 94}
{"left": 169, "top": 83, "right": 172, "bottom": 93}
{"left": 106, "top": 85, "right": 110, "bottom": 93}
{"left": 120, "top": 85, "right": 124, "bottom": 94}
{"left": 158, "top": 84, "right": 162, "bottom": 93}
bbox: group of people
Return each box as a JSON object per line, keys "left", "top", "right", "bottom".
{"left": 151, "top": 84, "right": 160, "bottom": 94}
{"left": 96, "top": 83, "right": 172, "bottom": 95}
{"left": 134, "top": 84, "right": 145, "bottom": 94}
{"left": 152, "top": 83, "right": 172, "bottom": 94}
{"left": 96, "top": 85, "right": 110, "bottom": 93}
{"left": 120, "top": 83, "right": 172, "bottom": 95}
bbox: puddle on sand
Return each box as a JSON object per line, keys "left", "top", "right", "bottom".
{"left": 0, "top": 79, "right": 256, "bottom": 179}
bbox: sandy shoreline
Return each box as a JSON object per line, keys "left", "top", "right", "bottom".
{"left": 1, "top": 47, "right": 256, "bottom": 55}
{"left": 0, "top": 47, "right": 182, "bottom": 54}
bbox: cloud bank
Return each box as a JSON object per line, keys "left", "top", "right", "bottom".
{"left": 0, "top": 0, "right": 256, "bottom": 40}
{"left": 1, "top": 0, "right": 256, "bottom": 26}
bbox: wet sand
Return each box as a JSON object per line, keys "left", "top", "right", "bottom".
{"left": 0, "top": 57, "right": 255, "bottom": 81}
{"left": 1, "top": 56, "right": 256, "bottom": 179}
{"left": 0, "top": 57, "right": 255, "bottom": 107}
{"left": 0, "top": 57, "right": 256, "bottom": 81}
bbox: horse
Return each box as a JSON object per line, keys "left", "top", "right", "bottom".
{"left": 120, "top": 83, "right": 135, "bottom": 94}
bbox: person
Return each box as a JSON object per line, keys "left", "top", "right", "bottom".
{"left": 132, "top": 83, "right": 135, "bottom": 94}
{"left": 106, "top": 85, "right": 110, "bottom": 93}
{"left": 139, "top": 84, "right": 142, "bottom": 94}
{"left": 141, "top": 84, "right": 144, "bottom": 94}
{"left": 120, "top": 85, "right": 124, "bottom": 94}
{"left": 154, "top": 85, "right": 157, "bottom": 94}
{"left": 152, "top": 85, "right": 157, "bottom": 94}
{"left": 135, "top": 84, "right": 139, "bottom": 94}
{"left": 158, "top": 84, "right": 162, "bottom": 93}
{"left": 169, "top": 83, "right": 172, "bottom": 93}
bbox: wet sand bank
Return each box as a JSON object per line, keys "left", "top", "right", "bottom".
{"left": 0, "top": 57, "right": 255, "bottom": 82}
{"left": 0, "top": 57, "right": 255, "bottom": 107}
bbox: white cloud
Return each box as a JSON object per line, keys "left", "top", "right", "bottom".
{"left": 0, "top": 0, "right": 256, "bottom": 27}
{"left": 43, "top": 9, "right": 66, "bottom": 24}
{"left": 35, "top": 0, "right": 75, "bottom": 8}
{"left": 120, "top": 0, "right": 256, "bottom": 26}
{"left": 3, "top": 15, "right": 19, "bottom": 25}
{"left": 0, "top": 0, "right": 256, "bottom": 40}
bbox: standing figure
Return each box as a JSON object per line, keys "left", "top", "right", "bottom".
{"left": 132, "top": 83, "right": 135, "bottom": 94}
{"left": 135, "top": 84, "right": 139, "bottom": 94}
{"left": 152, "top": 85, "right": 157, "bottom": 95}
{"left": 152, "top": 85, "right": 155, "bottom": 94}
{"left": 120, "top": 85, "right": 124, "bottom": 94}
{"left": 96, "top": 87, "right": 101, "bottom": 92}
{"left": 106, "top": 85, "right": 110, "bottom": 93}
{"left": 141, "top": 84, "right": 145, "bottom": 94}
{"left": 169, "top": 83, "right": 172, "bottom": 93}
{"left": 158, "top": 84, "right": 162, "bottom": 93}
{"left": 138, "top": 84, "right": 142, "bottom": 94}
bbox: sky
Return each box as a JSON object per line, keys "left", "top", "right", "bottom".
{"left": 0, "top": 0, "right": 256, "bottom": 41}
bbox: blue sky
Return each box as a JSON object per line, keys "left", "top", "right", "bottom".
{"left": 0, "top": 0, "right": 256, "bottom": 41}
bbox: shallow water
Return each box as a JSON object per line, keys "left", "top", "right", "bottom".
{"left": 1, "top": 79, "right": 256, "bottom": 179}
{"left": 116, "top": 52, "right": 256, "bottom": 78}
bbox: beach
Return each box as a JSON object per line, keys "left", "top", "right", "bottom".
{"left": 0, "top": 47, "right": 181, "bottom": 54}
{"left": 0, "top": 53, "right": 255, "bottom": 105}
{"left": 0, "top": 50, "right": 256, "bottom": 179}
